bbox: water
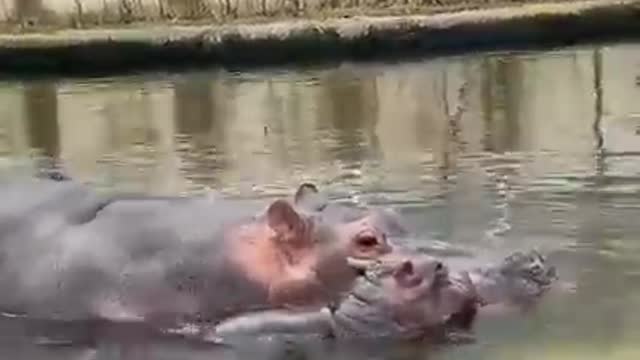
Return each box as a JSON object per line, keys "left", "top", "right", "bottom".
{"left": 1, "top": 41, "right": 640, "bottom": 359}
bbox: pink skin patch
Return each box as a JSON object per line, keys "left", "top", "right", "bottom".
{"left": 226, "top": 200, "right": 332, "bottom": 309}
{"left": 227, "top": 197, "right": 399, "bottom": 311}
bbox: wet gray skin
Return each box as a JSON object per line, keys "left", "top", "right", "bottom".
{"left": 0, "top": 186, "right": 268, "bottom": 321}
{"left": 0, "top": 177, "right": 115, "bottom": 239}
{"left": 180, "top": 250, "right": 557, "bottom": 344}
{"left": 329, "top": 254, "right": 454, "bottom": 340}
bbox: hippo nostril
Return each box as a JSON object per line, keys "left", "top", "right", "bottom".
{"left": 435, "top": 262, "right": 443, "bottom": 272}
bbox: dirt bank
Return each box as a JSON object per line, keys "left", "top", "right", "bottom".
{"left": 0, "top": 0, "right": 638, "bottom": 76}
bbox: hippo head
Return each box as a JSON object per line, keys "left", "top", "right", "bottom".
{"left": 292, "top": 183, "right": 404, "bottom": 266}
{"left": 330, "top": 253, "right": 462, "bottom": 340}
{"left": 263, "top": 196, "right": 393, "bottom": 262}
{"left": 248, "top": 197, "right": 395, "bottom": 308}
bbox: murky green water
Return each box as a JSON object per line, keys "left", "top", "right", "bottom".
{"left": 1, "top": 41, "right": 640, "bottom": 359}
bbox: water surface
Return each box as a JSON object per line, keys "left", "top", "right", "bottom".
{"left": 1, "top": 42, "right": 640, "bottom": 359}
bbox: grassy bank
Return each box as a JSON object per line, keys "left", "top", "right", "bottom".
{"left": 0, "top": 0, "right": 638, "bottom": 76}
{"left": 1, "top": 0, "right": 596, "bottom": 32}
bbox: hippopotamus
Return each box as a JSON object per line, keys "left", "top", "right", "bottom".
{"left": 0, "top": 176, "right": 396, "bottom": 342}
{"left": 89, "top": 181, "right": 404, "bottom": 310}
{"left": 169, "top": 249, "right": 556, "bottom": 344}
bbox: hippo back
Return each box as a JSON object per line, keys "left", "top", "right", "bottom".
{"left": 0, "top": 188, "right": 272, "bottom": 323}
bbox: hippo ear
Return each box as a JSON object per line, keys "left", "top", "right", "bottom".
{"left": 294, "top": 183, "right": 328, "bottom": 212}
{"left": 294, "top": 183, "right": 319, "bottom": 204}
{"left": 266, "top": 199, "right": 303, "bottom": 234}
{"left": 393, "top": 260, "right": 422, "bottom": 288}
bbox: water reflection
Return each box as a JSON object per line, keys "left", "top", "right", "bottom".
{"left": 318, "top": 67, "right": 379, "bottom": 164}
{"left": 173, "top": 73, "right": 228, "bottom": 187}
{"left": 1, "top": 42, "right": 640, "bottom": 359}
{"left": 481, "top": 57, "right": 522, "bottom": 153}
{"left": 15, "top": 0, "right": 42, "bottom": 19}
{"left": 23, "top": 82, "right": 59, "bottom": 160}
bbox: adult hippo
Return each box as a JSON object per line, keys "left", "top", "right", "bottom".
{"left": 171, "top": 249, "right": 556, "bottom": 344}
{"left": 92, "top": 181, "right": 409, "bottom": 311}
{"left": 0, "top": 177, "right": 395, "bottom": 341}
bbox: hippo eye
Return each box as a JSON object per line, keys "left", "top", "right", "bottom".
{"left": 357, "top": 236, "right": 378, "bottom": 247}
{"left": 435, "top": 262, "right": 443, "bottom": 271}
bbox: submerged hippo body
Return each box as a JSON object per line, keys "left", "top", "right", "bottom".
{"left": 186, "top": 250, "right": 556, "bottom": 343}
{"left": 0, "top": 179, "right": 394, "bottom": 337}
{"left": 0, "top": 177, "right": 113, "bottom": 243}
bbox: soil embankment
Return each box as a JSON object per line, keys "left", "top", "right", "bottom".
{"left": 0, "top": 0, "right": 638, "bottom": 76}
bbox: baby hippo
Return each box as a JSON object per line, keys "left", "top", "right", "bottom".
{"left": 171, "top": 254, "right": 461, "bottom": 343}
{"left": 175, "top": 250, "right": 557, "bottom": 344}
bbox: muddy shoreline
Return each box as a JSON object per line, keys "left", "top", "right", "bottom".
{"left": 0, "top": 0, "right": 638, "bottom": 77}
